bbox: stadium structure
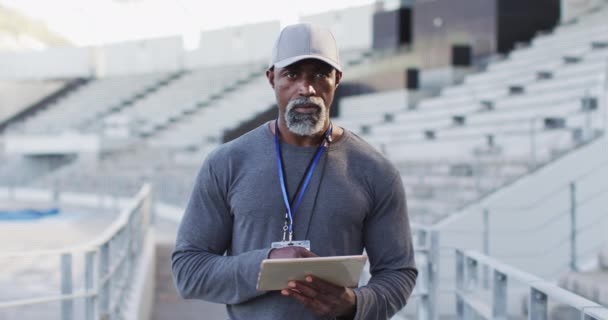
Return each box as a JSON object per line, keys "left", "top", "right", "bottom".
{"left": 0, "top": 0, "right": 608, "bottom": 319}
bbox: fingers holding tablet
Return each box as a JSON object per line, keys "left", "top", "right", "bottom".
{"left": 281, "top": 276, "right": 357, "bottom": 318}
{"left": 268, "top": 246, "right": 318, "bottom": 259}
{"left": 256, "top": 255, "right": 367, "bottom": 291}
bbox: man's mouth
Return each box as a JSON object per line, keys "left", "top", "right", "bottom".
{"left": 293, "top": 104, "right": 320, "bottom": 114}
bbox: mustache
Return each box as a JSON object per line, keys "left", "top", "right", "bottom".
{"left": 287, "top": 97, "right": 324, "bottom": 110}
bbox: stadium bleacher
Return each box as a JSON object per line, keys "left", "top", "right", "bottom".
{"left": 4, "top": 72, "right": 178, "bottom": 135}
{"left": 116, "top": 64, "right": 262, "bottom": 138}
{"left": 7, "top": 48, "right": 376, "bottom": 210}
{"left": 0, "top": 0, "right": 605, "bottom": 230}
{"left": 148, "top": 72, "right": 274, "bottom": 147}
{"left": 327, "top": 4, "right": 608, "bottom": 224}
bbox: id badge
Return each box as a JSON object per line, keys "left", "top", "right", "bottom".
{"left": 271, "top": 240, "right": 311, "bottom": 250}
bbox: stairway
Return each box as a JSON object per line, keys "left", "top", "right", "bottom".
{"left": 152, "top": 241, "right": 228, "bottom": 320}
{"left": 0, "top": 78, "right": 89, "bottom": 133}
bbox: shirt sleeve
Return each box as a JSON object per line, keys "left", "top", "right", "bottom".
{"left": 352, "top": 174, "right": 418, "bottom": 320}
{"left": 171, "top": 157, "right": 270, "bottom": 304}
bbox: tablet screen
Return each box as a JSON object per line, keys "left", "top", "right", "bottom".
{"left": 256, "top": 255, "right": 367, "bottom": 291}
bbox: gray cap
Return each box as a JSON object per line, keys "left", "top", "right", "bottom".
{"left": 269, "top": 23, "right": 342, "bottom": 72}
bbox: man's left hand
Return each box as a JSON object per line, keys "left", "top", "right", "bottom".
{"left": 281, "top": 275, "right": 356, "bottom": 318}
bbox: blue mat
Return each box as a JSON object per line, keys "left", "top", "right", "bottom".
{"left": 0, "top": 208, "right": 60, "bottom": 221}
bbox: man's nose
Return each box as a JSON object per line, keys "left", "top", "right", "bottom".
{"left": 298, "top": 80, "right": 316, "bottom": 96}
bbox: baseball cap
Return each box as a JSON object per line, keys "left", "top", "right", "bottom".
{"left": 269, "top": 23, "right": 342, "bottom": 72}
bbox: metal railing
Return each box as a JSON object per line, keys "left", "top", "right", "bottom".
{"left": 393, "top": 224, "right": 440, "bottom": 320}
{"left": 403, "top": 225, "right": 608, "bottom": 320}
{"left": 440, "top": 154, "right": 608, "bottom": 278}
{"left": 455, "top": 250, "right": 608, "bottom": 320}
{"left": 0, "top": 184, "right": 152, "bottom": 320}
{"left": 412, "top": 224, "right": 440, "bottom": 320}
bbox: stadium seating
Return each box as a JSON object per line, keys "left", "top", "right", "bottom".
{"left": 149, "top": 75, "right": 275, "bottom": 147}
{"left": 5, "top": 72, "right": 175, "bottom": 134}
{"left": 331, "top": 5, "right": 607, "bottom": 222}
{"left": 115, "top": 64, "right": 263, "bottom": 138}
{"left": 1, "top": 14, "right": 604, "bottom": 226}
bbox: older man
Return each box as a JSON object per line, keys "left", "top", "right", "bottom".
{"left": 172, "top": 23, "right": 417, "bottom": 320}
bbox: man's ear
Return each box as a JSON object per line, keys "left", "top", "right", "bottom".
{"left": 266, "top": 69, "right": 275, "bottom": 89}
{"left": 335, "top": 70, "right": 343, "bottom": 87}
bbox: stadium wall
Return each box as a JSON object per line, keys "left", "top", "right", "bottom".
{"left": 0, "top": 78, "right": 87, "bottom": 133}
{"left": 0, "top": 80, "right": 66, "bottom": 124}
{"left": 413, "top": 0, "right": 560, "bottom": 68}
{"left": 184, "top": 21, "right": 280, "bottom": 69}
{"left": 93, "top": 36, "right": 184, "bottom": 77}
{"left": 0, "top": 47, "right": 90, "bottom": 80}
{"left": 300, "top": 4, "right": 375, "bottom": 51}
{"left": 0, "top": 21, "right": 280, "bottom": 80}
{"left": 413, "top": 0, "right": 497, "bottom": 68}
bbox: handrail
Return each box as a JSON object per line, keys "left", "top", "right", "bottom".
{"left": 399, "top": 225, "right": 440, "bottom": 320}
{"left": 0, "top": 183, "right": 152, "bottom": 320}
{"left": 0, "top": 291, "right": 94, "bottom": 309}
{"left": 0, "top": 184, "right": 150, "bottom": 259}
{"left": 456, "top": 249, "right": 608, "bottom": 319}
{"left": 87, "top": 184, "right": 149, "bottom": 248}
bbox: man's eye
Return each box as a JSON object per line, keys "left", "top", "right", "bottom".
{"left": 286, "top": 72, "right": 298, "bottom": 78}
{"left": 315, "top": 72, "right": 329, "bottom": 78}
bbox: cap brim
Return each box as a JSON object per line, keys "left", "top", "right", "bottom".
{"left": 272, "top": 54, "right": 342, "bottom": 72}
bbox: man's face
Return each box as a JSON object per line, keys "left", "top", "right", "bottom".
{"left": 266, "top": 59, "right": 342, "bottom": 136}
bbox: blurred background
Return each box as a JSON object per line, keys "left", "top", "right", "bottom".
{"left": 0, "top": 0, "right": 607, "bottom": 319}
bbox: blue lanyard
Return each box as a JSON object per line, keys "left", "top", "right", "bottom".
{"left": 274, "top": 120, "right": 332, "bottom": 241}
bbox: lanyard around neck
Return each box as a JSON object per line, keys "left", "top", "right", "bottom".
{"left": 274, "top": 120, "right": 332, "bottom": 240}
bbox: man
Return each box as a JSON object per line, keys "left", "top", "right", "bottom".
{"left": 172, "top": 23, "right": 417, "bottom": 319}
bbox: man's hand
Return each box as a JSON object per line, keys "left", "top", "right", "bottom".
{"left": 268, "top": 248, "right": 357, "bottom": 317}
{"left": 281, "top": 275, "right": 357, "bottom": 318}
{"left": 268, "top": 245, "right": 317, "bottom": 259}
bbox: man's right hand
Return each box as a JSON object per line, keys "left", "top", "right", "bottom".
{"left": 268, "top": 246, "right": 318, "bottom": 259}
{"left": 267, "top": 248, "right": 357, "bottom": 318}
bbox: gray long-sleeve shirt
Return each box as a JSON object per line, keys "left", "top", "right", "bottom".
{"left": 172, "top": 123, "right": 417, "bottom": 319}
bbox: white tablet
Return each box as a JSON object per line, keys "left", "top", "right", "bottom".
{"left": 256, "top": 255, "right": 368, "bottom": 291}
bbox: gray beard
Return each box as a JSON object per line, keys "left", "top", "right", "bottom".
{"left": 284, "top": 97, "right": 328, "bottom": 136}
